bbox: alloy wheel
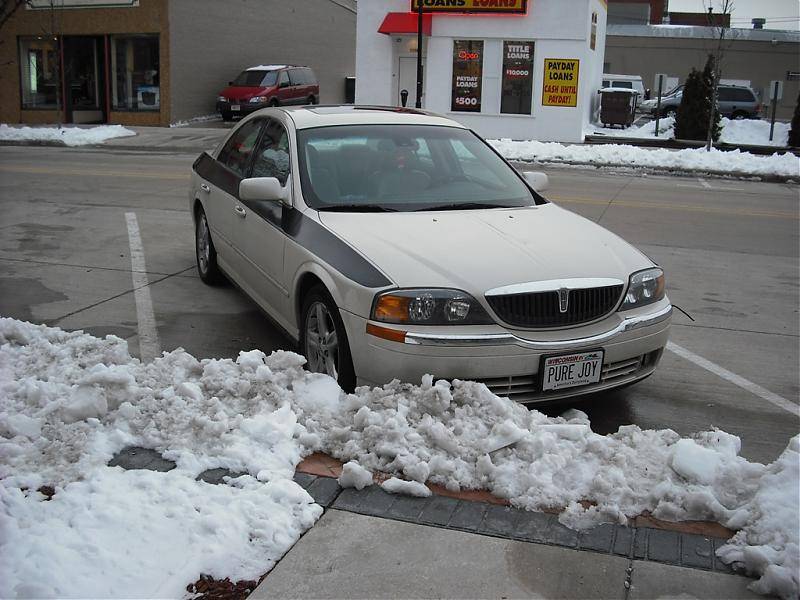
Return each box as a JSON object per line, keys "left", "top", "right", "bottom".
{"left": 197, "top": 214, "right": 210, "bottom": 275}
{"left": 304, "top": 301, "right": 340, "bottom": 380}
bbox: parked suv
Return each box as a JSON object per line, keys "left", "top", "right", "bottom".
{"left": 216, "top": 65, "right": 318, "bottom": 121}
{"left": 645, "top": 84, "right": 760, "bottom": 119}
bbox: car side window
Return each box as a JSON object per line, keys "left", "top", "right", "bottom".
{"left": 305, "top": 69, "right": 317, "bottom": 85}
{"left": 217, "top": 119, "right": 264, "bottom": 178}
{"left": 289, "top": 69, "right": 303, "bottom": 86}
{"left": 251, "top": 119, "right": 290, "bottom": 186}
{"left": 279, "top": 71, "right": 290, "bottom": 88}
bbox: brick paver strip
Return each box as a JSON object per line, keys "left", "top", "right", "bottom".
{"left": 108, "top": 446, "right": 175, "bottom": 472}
{"left": 648, "top": 529, "right": 681, "bottom": 564}
{"left": 448, "top": 500, "right": 488, "bottom": 531}
{"left": 292, "top": 472, "right": 316, "bottom": 490}
{"left": 418, "top": 495, "right": 459, "bottom": 526}
{"left": 612, "top": 525, "right": 634, "bottom": 558}
{"left": 479, "top": 504, "right": 520, "bottom": 537}
{"left": 681, "top": 533, "right": 714, "bottom": 570}
{"left": 387, "top": 495, "right": 429, "bottom": 521}
{"left": 578, "top": 522, "right": 616, "bottom": 553}
{"left": 306, "top": 477, "right": 340, "bottom": 507}
{"left": 512, "top": 509, "right": 552, "bottom": 544}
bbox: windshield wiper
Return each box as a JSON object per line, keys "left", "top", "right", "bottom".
{"left": 318, "top": 204, "right": 398, "bottom": 213}
{"left": 415, "top": 202, "right": 514, "bottom": 212}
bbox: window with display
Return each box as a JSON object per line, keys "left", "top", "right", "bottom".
{"left": 501, "top": 41, "right": 534, "bottom": 115}
{"left": 451, "top": 40, "right": 483, "bottom": 113}
{"left": 111, "top": 35, "right": 159, "bottom": 111}
{"left": 19, "top": 37, "right": 60, "bottom": 109}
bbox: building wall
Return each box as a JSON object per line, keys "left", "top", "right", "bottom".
{"left": 168, "top": 0, "right": 356, "bottom": 123}
{"left": 605, "top": 32, "right": 800, "bottom": 119}
{"left": 0, "top": 0, "right": 170, "bottom": 126}
{"left": 357, "top": 0, "right": 607, "bottom": 143}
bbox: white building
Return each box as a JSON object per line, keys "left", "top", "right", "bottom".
{"left": 356, "top": 0, "right": 608, "bottom": 143}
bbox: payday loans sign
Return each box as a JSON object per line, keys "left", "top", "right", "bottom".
{"left": 411, "top": 0, "right": 527, "bottom": 14}
{"left": 542, "top": 58, "right": 580, "bottom": 107}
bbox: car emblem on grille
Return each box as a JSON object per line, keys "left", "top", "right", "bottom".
{"left": 558, "top": 288, "right": 570, "bottom": 313}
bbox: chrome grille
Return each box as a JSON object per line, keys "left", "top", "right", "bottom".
{"left": 486, "top": 284, "right": 624, "bottom": 328}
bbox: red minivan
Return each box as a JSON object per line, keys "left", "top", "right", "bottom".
{"left": 216, "top": 65, "right": 319, "bottom": 121}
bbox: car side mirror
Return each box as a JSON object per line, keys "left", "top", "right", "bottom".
{"left": 228, "top": 81, "right": 233, "bottom": 86}
{"left": 239, "top": 177, "right": 288, "bottom": 204}
{"left": 523, "top": 171, "right": 549, "bottom": 193}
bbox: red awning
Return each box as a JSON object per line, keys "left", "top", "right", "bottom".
{"left": 378, "top": 12, "right": 432, "bottom": 35}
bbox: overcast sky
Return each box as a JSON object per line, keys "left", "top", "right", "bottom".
{"left": 668, "top": 0, "right": 800, "bottom": 30}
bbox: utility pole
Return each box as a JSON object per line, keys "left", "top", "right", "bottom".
{"left": 415, "top": 0, "right": 423, "bottom": 108}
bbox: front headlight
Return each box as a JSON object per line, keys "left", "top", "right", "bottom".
{"left": 372, "top": 289, "right": 494, "bottom": 325}
{"left": 620, "top": 268, "right": 665, "bottom": 310}
{"left": 249, "top": 96, "right": 268, "bottom": 104}
{"left": 217, "top": 96, "right": 226, "bottom": 102}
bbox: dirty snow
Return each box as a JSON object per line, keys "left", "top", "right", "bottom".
{"left": 0, "top": 124, "right": 136, "bottom": 146}
{"left": 1, "top": 318, "right": 798, "bottom": 599}
{"left": 587, "top": 116, "right": 791, "bottom": 147}
{"left": 492, "top": 137, "right": 800, "bottom": 179}
{"left": 338, "top": 460, "right": 374, "bottom": 490}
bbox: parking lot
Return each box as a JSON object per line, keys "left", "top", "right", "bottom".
{"left": 0, "top": 143, "right": 797, "bottom": 465}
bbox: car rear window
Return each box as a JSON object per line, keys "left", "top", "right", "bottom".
{"left": 232, "top": 70, "right": 278, "bottom": 87}
{"left": 611, "top": 81, "right": 633, "bottom": 89}
{"left": 719, "top": 87, "right": 755, "bottom": 102}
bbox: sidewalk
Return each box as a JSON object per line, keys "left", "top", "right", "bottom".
{"left": 244, "top": 454, "right": 762, "bottom": 600}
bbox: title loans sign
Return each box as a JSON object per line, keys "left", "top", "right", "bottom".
{"left": 412, "top": 0, "right": 527, "bottom": 14}
{"left": 542, "top": 59, "right": 580, "bottom": 107}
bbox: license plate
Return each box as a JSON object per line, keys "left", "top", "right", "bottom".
{"left": 231, "top": 104, "right": 240, "bottom": 111}
{"left": 541, "top": 350, "right": 604, "bottom": 391}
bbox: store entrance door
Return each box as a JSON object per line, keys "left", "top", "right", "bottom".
{"left": 63, "top": 36, "right": 106, "bottom": 124}
{"left": 397, "top": 56, "right": 424, "bottom": 107}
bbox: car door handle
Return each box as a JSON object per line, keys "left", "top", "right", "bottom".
{"left": 234, "top": 205, "right": 247, "bottom": 218}
{"left": 200, "top": 183, "right": 210, "bottom": 193}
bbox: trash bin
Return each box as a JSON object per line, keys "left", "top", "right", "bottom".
{"left": 598, "top": 89, "right": 638, "bottom": 128}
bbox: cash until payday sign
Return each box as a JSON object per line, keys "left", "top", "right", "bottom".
{"left": 542, "top": 58, "right": 580, "bottom": 107}
{"left": 411, "top": 0, "right": 527, "bottom": 14}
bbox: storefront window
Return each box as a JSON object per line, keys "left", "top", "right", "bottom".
{"left": 19, "top": 37, "right": 60, "bottom": 109}
{"left": 111, "top": 35, "right": 159, "bottom": 111}
{"left": 501, "top": 41, "right": 534, "bottom": 115}
{"left": 451, "top": 40, "right": 483, "bottom": 113}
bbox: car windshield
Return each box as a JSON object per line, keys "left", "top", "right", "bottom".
{"left": 231, "top": 70, "right": 278, "bottom": 87}
{"left": 297, "top": 124, "right": 542, "bottom": 212}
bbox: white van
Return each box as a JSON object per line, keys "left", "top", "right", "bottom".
{"left": 602, "top": 74, "right": 645, "bottom": 103}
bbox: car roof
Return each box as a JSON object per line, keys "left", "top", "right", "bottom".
{"left": 245, "top": 65, "right": 295, "bottom": 71}
{"left": 278, "top": 105, "right": 468, "bottom": 130}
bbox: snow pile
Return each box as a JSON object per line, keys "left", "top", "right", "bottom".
{"left": 492, "top": 138, "right": 800, "bottom": 178}
{"left": 170, "top": 114, "right": 222, "bottom": 128}
{"left": 587, "top": 117, "right": 791, "bottom": 147}
{"left": 0, "top": 124, "right": 135, "bottom": 146}
{"left": 719, "top": 118, "right": 791, "bottom": 147}
{"left": 1, "top": 318, "right": 798, "bottom": 599}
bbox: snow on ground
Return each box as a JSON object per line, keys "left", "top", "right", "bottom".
{"left": 0, "top": 124, "right": 135, "bottom": 146}
{"left": 170, "top": 114, "right": 222, "bottom": 128}
{"left": 1, "top": 318, "right": 798, "bottom": 599}
{"left": 587, "top": 117, "right": 791, "bottom": 147}
{"left": 492, "top": 137, "right": 800, "bottom": 179}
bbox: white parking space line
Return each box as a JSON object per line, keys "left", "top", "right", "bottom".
{"left": 667, "top": 341, "right": 799, "bottom": 417}
{"left": 125, "top": 212, "right": 161, "bottom": 362}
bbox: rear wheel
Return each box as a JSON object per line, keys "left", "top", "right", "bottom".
{"left": 195, "top": 207, "right": 225, "bottom": 285}
{"left": 269, "top": 98, "right": 280, "bottom": 107}
{"left": 732, "top": 110, "right": 749, "bottom": 120}
{"left": 300, "top": 286, "right": 356, "bottom": 392}
{"left": 307, "top": 95, "right": 317, "bottom": 105}
{"left": 664, "top": 108, "right": 677, "bottom": 119}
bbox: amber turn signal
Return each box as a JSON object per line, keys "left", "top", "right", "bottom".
{"left": 373, "top": 294, "right": 411, "bottom": 323}
{"left": 366, "top": 323, "right": 407, "bottom": 343}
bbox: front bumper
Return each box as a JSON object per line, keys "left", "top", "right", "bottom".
{"left": 342, "top": 300, "right": 672, "bottom": 402}
{"left": 216, "top": 100, "right": 266, "bottom": 116}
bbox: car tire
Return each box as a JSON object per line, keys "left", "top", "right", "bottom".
{"left": 269, "top": 98, "right": 279, "bottom": 107}
{"left": 195, "top": 207, "right": 225, "bottom": 285}
{"left": 307, "top": 95, "right": 317, "bottom": 105}
{"left": 664, "top": 108, "right": 677, "bottom": 119}
{"left": 732, "top": 111, "right": 748, "bottom": 120}
{"left": 299, "top": 285, "right": 356, "bottom": 392}
{"left": 221, "top": 111, "right": 233, "bottom": 122}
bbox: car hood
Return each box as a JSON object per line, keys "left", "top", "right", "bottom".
{"left": 219, "top": 85, "right": 271, "bottom": 101}
{"left": 318, "top": 203, "right": 653, "bottom": 293}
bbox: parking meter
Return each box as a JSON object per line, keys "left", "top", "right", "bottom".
{"left": 400, "top": 89, "right": 409, "bottom": 107}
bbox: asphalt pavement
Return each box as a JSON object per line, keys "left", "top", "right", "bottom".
{"left": 0, "top": 142, "right": 798, "bottom": 466}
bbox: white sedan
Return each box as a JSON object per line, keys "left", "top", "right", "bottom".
{"left": 190, "top": 106, "right": 671, "bottom": 401}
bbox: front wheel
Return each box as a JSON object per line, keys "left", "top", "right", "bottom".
{"left": 307, "top": 95, "right": 317, "bottom": 105}
{"left": 664, "top": 108, "right": 677, "bottom": 119}
{"left": 300, "top": 286, "right": 356, "bottom": 392}
{"left": 269, "top": 98, "right": 280, "bottom": 107}
{"left": 195, "top": 207, "right": 225, "bottom": 285}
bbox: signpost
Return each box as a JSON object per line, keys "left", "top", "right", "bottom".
{"left": 767, "top": 80, "right": 784, "bottom": 142}
{"left": 416, "top": 1, "right": 423, "bottom": 108}
{"left": 653, "top": 73, "right": 667, "bottom": 137}
{"left": 542, "top": 59, "right": 580, "bottom": 107}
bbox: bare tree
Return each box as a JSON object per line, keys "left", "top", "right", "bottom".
{"left": 0, "top": 0, "right": 29, "bottom": 32}
{"left": 703, "top": 0, "right": 736, "bottom": 151}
